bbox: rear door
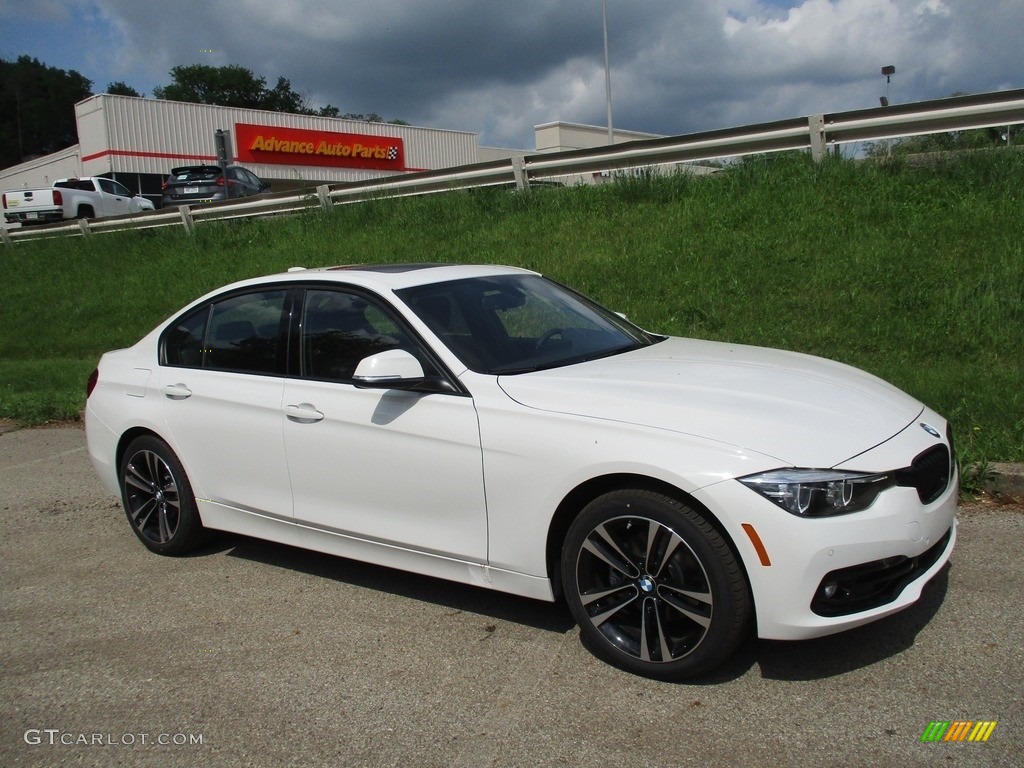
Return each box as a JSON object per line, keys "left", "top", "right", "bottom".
{"left": 158, "top": 287, "right": 293, "bottom": 518}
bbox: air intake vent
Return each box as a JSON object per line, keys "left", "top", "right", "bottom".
{"left": 896, "top": 444, "right": 951, "bottom": 504}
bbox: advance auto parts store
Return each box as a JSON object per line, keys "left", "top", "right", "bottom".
{"left": 0, "top": 93, "right": 490, "bottom": 208}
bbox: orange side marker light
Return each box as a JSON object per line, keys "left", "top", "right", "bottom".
{"left": 741, "top": 523, "right": 772, "bottom": 566}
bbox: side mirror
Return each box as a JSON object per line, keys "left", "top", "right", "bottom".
{"left": 353, "top": 349, "right": 425, "bottom": 389}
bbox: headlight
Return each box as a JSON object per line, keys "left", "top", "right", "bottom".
{"left": 738, "top": 469, "right": 895, "bottom": 517}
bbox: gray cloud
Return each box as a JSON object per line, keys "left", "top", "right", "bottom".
{"left": 8, "top": 0, "right": 1022, "bottom": 148}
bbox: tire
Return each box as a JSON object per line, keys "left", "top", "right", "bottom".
{"left": 76, "top": 205, "right": 95, "bottom": 220}
{"left": 561, "top": 489, "right": 751, "bottom": 680}
{"left": 119, "top": 435, "right": 207, "bottom": 556}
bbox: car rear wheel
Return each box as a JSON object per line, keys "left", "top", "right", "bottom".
{"left": 561, "top": 489, "right": 751, "bottom": 680}
{"left": 119, "top": 435, "right": 207, "bottom": 556}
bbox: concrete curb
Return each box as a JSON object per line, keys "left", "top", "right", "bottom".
{"left": 987, "top": 462, "right": 1024, "bottom": 498}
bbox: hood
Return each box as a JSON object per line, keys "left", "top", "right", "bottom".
{"left": 496, "top": 337, "right": 923, "bottom": 468}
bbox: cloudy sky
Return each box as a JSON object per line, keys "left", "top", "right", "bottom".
{"left": 1, "top": 0, "right": 1021, "bottom": 149}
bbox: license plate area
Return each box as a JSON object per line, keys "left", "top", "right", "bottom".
{"left": 184, "top": 187, "right": 199, "bottom": 194}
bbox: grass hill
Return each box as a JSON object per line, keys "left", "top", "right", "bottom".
{"left": 1, "top": 151, "right": 1021, "bottom": 477}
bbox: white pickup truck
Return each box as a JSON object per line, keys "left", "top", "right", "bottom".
{"left": 2, "top": 177, "right": 154, "bottom": 226}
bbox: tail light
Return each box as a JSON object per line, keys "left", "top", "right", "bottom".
{"left": 86, "top": 368, "right": 99, "bottom": 398}
{"left": 161, "top": 179, "right": 169, "bottom": 190}
{"left": 1, "top": 193, "right": 6, "bottom": 209}
{"left": 53, "top": 190, "right": 63, "bottom": 205}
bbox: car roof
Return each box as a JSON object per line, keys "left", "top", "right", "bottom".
{"left": 279, "top": 263, "right": 539, "bottom": 291}
{"left": 189, "top": 264, "right": 540, "bottom": 303}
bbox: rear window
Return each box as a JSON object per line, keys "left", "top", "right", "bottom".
{"left": 169, "top": 168, "right": 221, "bottom": 183}
{"left": 54, "top": 179, "right": 95, "bottom": 191}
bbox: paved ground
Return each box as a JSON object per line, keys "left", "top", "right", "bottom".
{"left": 1, "top": 426, "right": 1021, "bottom": 768}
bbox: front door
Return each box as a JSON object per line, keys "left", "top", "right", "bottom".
{"left": 282, "top": 286, "right": 487, "bottom": 562}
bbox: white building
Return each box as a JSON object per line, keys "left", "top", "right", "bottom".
{"left": 0, "top": 94, "right": 496, "bottom": 205}
{"left": 0, "top": 93, "right": 670, "bottom": 207}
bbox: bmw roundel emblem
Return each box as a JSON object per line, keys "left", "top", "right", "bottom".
{"left": 920, "top": 422, "right": 941, "bottom": 438}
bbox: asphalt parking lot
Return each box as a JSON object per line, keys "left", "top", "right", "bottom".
{"left": 1, "top": 426, "right": 1021, "bottom": 768}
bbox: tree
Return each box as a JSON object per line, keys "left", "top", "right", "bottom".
{"left": 153, "top": 64, "right": 271, "bottom": 108}
{"left": 0, "top": 56, "right": 92, "bottom": 169}
{"left": 262, "top": 76, "right": 305, "bottom": 113}
{"left": 151, "top": 63, "right": 406, "bottom": 123}
{"left": 107, "top": 81, "right": 142, "bottom": 97}
{"left": 338, "top": 112, "right": 408, "bottom": 125}
{"left": 152, "top": 64, "right": 318, "bottom": 113}
{"left": 342, "top": 112, "right": 384, "bottom": 122}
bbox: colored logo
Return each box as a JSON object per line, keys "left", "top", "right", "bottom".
{"left": 234, "top": 123, "right": 404, "bottom": 171}
{"left": 921, "top": 721, "right": 997, "bottom": 742}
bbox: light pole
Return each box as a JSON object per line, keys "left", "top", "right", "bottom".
{"left": 603, "top": 0, "right": 613, "bottom": 144}
{"left": 880, "top": 65, "right": 895, "bottom": 106}
{"left": 880, "top": 65, "right": 895, "bottom": 155}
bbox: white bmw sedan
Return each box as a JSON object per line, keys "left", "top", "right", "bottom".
{"left": 85, "top": 264, "right": 957, "bottom": 679}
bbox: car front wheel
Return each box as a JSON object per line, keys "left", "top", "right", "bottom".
{"left": 561, "top": 489, "right": 751, "bottom": 680}
{"left": 119, "top": 435, "right": 207, "bottom": 556}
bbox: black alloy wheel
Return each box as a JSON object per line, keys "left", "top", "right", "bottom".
{"left": 562, "top": 489, "right": 751, "bottom": 680}
{"left": 120, "top": 435, "right": 207, "bottom": 556}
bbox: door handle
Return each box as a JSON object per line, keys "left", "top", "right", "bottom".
{"left": 163, "top": 383, "right": 192, "bottom": 400}
{"left": 285, "top": 403, "right": 325, "bottom": 423}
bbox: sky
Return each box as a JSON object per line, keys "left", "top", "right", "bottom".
{"left": 1, "top": 0, "right": 1021, "bottom": 150}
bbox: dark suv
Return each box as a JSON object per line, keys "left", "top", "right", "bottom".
{"left": 161, "top": 165, "right": 269, "bottom": 208}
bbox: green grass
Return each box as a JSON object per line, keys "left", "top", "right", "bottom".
{"left": 1, "top": 151, "right": 1022, "bottom": 468}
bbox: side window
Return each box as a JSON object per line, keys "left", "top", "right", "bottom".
{"left": 97, "top": 179, "right": 115, "bottom": 195}
{"left": 162, "top": 290, "right": 288, "bottom": 374}
{"left": 207, "top": 290, "right": 288, "bottom": 374}
{"left": 301, "top": 289, "right": 412, "bottom": 381}
{"left": 110, "top": 180, "right": 132, "bottom": 197}
{"left": 164, "top": 307, "right": 209, "bottom": 367}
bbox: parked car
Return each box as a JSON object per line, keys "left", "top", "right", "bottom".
{"left": 161, "top": 165, "right": 269, "bottom": 208}
{"left": 2, "top": 177, "right": 153, "bottom": 225}
{"left": 84, "top": 264, "right": 957, "bottom": 680}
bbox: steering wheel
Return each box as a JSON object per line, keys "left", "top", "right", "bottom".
{"left": 534, "top": 328, "right": 564, "bottom": 350}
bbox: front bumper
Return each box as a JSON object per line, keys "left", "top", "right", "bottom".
{"left": 810, "top": 526, "right": 952, "bottom": 617}
{"left": 698, "top": 478, "right": 956, "bottom": 640}
{"left": 693, "top": 416, "right": 958, "bottom": 641}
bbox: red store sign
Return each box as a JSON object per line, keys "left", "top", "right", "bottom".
{"left": 234, "top": 123, "right": 405, "bottom": 171}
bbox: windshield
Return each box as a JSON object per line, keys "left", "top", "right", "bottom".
{"left": 397, "top": 274, "right": 658, "bottom": 374}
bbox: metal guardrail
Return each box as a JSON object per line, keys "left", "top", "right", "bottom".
{"left": 3, "top": 87, "right": 1022, "bottom": 246}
